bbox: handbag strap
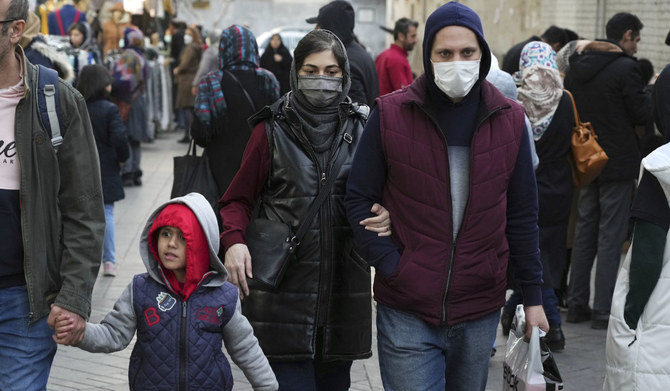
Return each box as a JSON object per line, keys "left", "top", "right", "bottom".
{"left": 563, "top": 89, "right": 582, "bottom": 126}
{"left": 291, "top": 131, "right": 352, "bottom": 245}
{"left": 187, "top": 138, "right": 208, "bottom": 158}
{"left": 224, "top": 70, "right": 256, "bottom": 113}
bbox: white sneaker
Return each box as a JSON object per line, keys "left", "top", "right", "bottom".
{"left": 103, "top": 262, "right": 117, "bottom": 277}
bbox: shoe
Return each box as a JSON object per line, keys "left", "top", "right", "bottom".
{"left": 122, "top": 173, "right": 135, "bottom": 187}
{"left": 542, "top": 324, "right": 565, "bottom": 351}
{"left": 591, "top": 318, "right": 609, "bottom": 330}
{"left": 103, "top": 262, "right": 117, "bottom": 277}
{"left": 133, "top": 170, "right": 142, "bottom": 186}
{"left": 567, "top": 304, "right": 591, "bottom": 323}
{"left": 500, "top": 307, "right": 514, "bottom": 337}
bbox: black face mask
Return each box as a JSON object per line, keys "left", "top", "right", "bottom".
{"left": 297, "top": 75, "right": 343, "bottom": 107}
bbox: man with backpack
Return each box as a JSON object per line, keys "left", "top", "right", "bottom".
{"left": 0, "top": 1, "right": 105, "bottom": 389}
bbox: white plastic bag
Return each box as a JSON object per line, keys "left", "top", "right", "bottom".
{"left": 503, "top": 305, "right": 547, "bottom": 391}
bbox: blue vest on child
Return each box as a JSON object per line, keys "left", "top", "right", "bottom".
{"left": 129, "top": 273, "right": 238, "bottom": 390}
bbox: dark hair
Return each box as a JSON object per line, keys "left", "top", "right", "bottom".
{"left": 606, "top": 12, "right": 643, "bottom": 41}
{"left": 393, "top": 17, "right": 418, "bottom": 40}
{"left": 68, "top": 22, "right": 87, "bottom": 44}
{"left": 563, "top": 28, "right": 579, "bottom": 42}
{"left": 541, "top": 25, "right": 569, "bottom": 50}
{"left": 293, "top": 29, "right": 347, "bottom": 71}
{"left": 638, "top": 58, "right": 654, "bottom": 84}
{"left": 76, "top": 64, "right": 112, "bottom": 101}
{"left": 3, "top": 0, "right": 28, "bottom": 35}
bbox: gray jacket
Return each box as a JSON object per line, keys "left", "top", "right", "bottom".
{"left": 17, "top": 46, "right": 104, "bottom": 322}
{"left": 78, "top": 193, "right": 277, "bottom": 391}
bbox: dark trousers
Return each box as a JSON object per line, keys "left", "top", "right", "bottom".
{"left": 568, "top": 179, "right": 635, "bottom": 318}
{"left": 270, "top": 359, "right": 352, "bottom": 391}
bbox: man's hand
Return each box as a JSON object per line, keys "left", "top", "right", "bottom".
{"left": 224, "top": 243, "right": 252, "bottom": 297}
{"left": 523, "top": 305, "right": 549, "bottom": 340}
{"left": 359, "top": 203, "right": 392, "bottom": 237}
{"left": 47, "top": 305, "right": 86, "bottom": 346}
{"left": 191, "top": 86, "right": 198, "bottom": 96}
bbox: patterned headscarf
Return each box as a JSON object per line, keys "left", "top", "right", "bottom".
{"left": 516, "top": 41, "right": 563, "bottom": 141}
{"left": 111, "top": 27, "right": 146, "bottom": 98}
{"left": 194, "top": 25, "right": 279, "bottom": 127}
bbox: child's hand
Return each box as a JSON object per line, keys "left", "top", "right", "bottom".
{"left": 53, "top": 313, "right": 78, "bottom": 343}
{"left": 47, "top": 305, "right": 86, "bottom": 346}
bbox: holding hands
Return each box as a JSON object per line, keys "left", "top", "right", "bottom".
{"left": 47, "top": 305, "right": 86, "bottom": 346}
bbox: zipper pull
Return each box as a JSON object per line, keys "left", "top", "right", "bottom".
{"left": 321, "top": 172, "right": 326, "bottom": 184}
{"left": 182, "top": 301, "right": 187, "bottom": 318}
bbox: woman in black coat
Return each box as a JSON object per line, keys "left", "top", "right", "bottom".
{"left": 501, "top": 41, "right": 574, "bottom": 351}
{"left": 77, "top": 64, "right": 130, "bottom": 277}
{"left": 259, "top": 33, "right": 293, "bottom": 95}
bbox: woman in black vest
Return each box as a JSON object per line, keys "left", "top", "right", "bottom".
{"left": 219, "top": 30, "right": 389, "bottom": 390}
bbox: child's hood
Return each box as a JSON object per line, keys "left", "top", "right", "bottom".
{"left": 139, "top": 193, "right": 228, "bottom": 291}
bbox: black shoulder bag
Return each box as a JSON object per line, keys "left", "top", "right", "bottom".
{"left": 246, "top": 130, "right": 351, "bottom": 290}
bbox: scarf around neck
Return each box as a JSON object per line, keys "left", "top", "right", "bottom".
{"left": 287, "top": 30, "right": 351, "bottom": 155}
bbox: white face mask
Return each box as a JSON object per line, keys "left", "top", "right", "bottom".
{"left": 431, "top": 59, "right": 481, "bottom": 99}
{"left": 183, "top": 34, "right": 193, "bottom": 45}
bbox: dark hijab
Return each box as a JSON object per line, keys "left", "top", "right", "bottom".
{"left": 287, "top": 29, "right": 351, "bottom": 155}
{"left": 259, "top": 34, "right": 293, "bottom": 95}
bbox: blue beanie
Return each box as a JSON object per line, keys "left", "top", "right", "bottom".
{"left": 422, "top": 2, "right": 491, "bottom": 83}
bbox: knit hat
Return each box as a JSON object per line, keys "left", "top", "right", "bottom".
{"left": 422, "top": 1, "right": 491, "bottom": 82}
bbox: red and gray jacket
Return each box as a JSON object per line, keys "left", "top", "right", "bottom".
{"left": 346, "top": 76, "right": 542, "bottom": 325}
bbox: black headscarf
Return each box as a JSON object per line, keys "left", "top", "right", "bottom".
{"left": 287, "top": 30, "right": 351, "bottom": 155}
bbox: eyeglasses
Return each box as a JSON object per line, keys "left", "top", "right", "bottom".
{"left": 0, "top": 19, "right": 18, "bottom": 24}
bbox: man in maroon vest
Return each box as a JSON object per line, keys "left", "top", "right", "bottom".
{"left": 345, "top": 2, "right": 548, "bottom": 390}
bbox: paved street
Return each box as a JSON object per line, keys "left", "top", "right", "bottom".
{"left": 48, "top": 131, "right": 607, "bottom": 390}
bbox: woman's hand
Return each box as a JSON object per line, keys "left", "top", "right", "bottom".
{"left": 360, "top": 203, "right": 392, "bottom": 237}
{"left": 224, "top": 243, "right": 253, "bottom": 297}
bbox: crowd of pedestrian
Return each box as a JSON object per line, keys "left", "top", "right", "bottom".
{"left": 2, "top": 0, "right": 670, "bottom": 390}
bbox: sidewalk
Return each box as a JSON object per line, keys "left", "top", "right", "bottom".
{"left": 47, "top": 131, "right": 606, "bottom": 390}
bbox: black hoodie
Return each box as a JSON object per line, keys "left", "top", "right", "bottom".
{"left": 564, "top": 42, "right": 651, "bottom": 182}
{"left": 307, "top": 0, "right": 378, "bottom": 105}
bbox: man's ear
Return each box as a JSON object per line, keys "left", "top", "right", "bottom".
{"left": 621, "top": 29, "right": 633, "bottom": 45}
{"left": 9, "top": 20, "right": 26, "bottom": 45}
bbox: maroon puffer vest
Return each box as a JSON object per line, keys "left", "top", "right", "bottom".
{"left": 375, "top": 76, "right": 526, "bottom": 325}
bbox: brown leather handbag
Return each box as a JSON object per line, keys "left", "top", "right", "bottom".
{"left": 565, "top": 90, "right": 609, "bottom": 187}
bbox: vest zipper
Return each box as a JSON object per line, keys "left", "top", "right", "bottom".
{"left": 413, "top": 101, "right": 503, "bottom": 324}
{"left": 316, "top": 120, "right": 349, "bottom": 351}
{"left": 179, "top": 300, "right": 187, "bottom": 391}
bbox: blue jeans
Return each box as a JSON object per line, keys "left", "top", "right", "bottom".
{"left": 103, "top": 203, "right": 116, "bottom": 264}
{"left": 270, "top": 359, "right": 352, "bottom": 391}
{"left": 0, "top": 285, "right": 57, "bottom": 391}
{"left": 377, "top": 304, "right": 498, "bottom": 391}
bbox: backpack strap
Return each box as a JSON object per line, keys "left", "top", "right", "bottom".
{"left": 36, "top": 65, "right": 64, "bottom": 151}
{"left": 55, "top": 9, "right": 65, "bottom": 35}
{"left": 73, "top": 9, "right": 81, "bottom": 24}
